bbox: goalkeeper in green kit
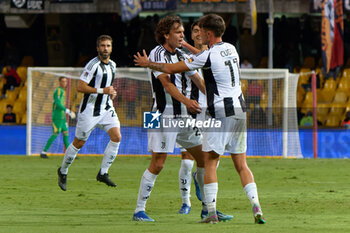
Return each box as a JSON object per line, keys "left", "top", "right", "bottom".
{"left": 40, "top": 76, "right": 76, "bottom": 159}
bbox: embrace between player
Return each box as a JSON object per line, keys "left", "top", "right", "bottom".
{"left": 134, "top": 14, "right": 265, "bottom": 224}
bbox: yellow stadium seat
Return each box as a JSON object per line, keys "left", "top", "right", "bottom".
{"left": 302, "top": 91, "right": 313, "bottom": 105}
{"left": 301, "top": 102, "right": 313, "bottom": 115}
{"left": 317, "top": 103, "right": 330, "bottom": 116}
{"left": 325, "top": 114, "right": 341, "bottom": 127}
{"left": 16, "top": 66, "right": 27, "bottom": 83}
{"left": 333, "top": 92, "right": 348, "bottom": 103}
{"left": 323, "top": 79, "right": 337, "bottom": 91}
{"left": 297, "top": 91, "right": 304, "bottom": 107}
{"left": 20, "top": 113, "right": 27, "bottom": 124}
{"left": 337, "top": 78, "right": 350, "bottom": 92}
{"left": 329, "top": 103, "right": 345, "bottom": 116}
{"left": 18, "top": 89, "right": 27, "bottom": 102}
{"left": 320, "top": 89, "right": 336, "bottom": 102}
{"left": 5, "top": 90, "right": 18, "bottom": 101}
{"left": 343, "top": 68, "right": 350, "bottom": 78}
{"left": 317, "top": 114, "right": 327, "bottom": 125}
{"left": 12, "top": 101, "right": 26, "bottom": 114}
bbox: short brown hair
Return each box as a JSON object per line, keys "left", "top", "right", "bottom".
{"left": 96, "top": 35, "right": 113, "bottom": 47}
{"left": 198, "top": 14, "right": 226, "bottom": 37}
{"left": 59, "top": 76, "right": 66, "bottom": 81}
{"left": 155, "top": 15, "right": 183, "bottom": 45}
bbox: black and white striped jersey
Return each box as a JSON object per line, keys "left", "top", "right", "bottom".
{"left": 79, "top": 56, "right": 117, "bottom": 117}
{"left": 184, "top": 42, "right": 246, "bottom": 119}
{"left": 148, "top": 45, "right": 198, "bottom": 118}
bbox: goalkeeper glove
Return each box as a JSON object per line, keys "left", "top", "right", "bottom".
{"left": 65, "top": 109, "right": 76, "bottom": 119}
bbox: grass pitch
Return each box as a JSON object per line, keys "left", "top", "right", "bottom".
{"left": 0, "top": 155, "right": 349, "bottom": 233}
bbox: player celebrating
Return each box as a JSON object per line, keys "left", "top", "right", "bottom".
{"left": 177, "top": 20, "right": 209, "bottom": 214}
{"left": 40, "top": 76, "right": 76, "bottom": 159}
{"left": 132, "top": 15, "right": 232, "bottom": 222}
{"left": 57, "top": 35, "right": 121, "bottom": 191}
{"left": 134, "top": 14, "right": 265, "bottom": 224}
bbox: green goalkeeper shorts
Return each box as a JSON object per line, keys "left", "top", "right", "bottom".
{"left": 52, "top": 119, "right": 68, "bottom": 134}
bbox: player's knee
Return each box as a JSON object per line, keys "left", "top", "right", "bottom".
{"left": 110, "top": 134, "right": 121, "bottom": 143}
{"left": 72, "top": 138, "right": 85, "bottom": 149}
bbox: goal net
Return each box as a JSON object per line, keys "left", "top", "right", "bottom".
{"left": 27, "top": 67, "right": 302, "bottom": 158}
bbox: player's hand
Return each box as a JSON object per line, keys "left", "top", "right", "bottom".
{"left": 65, "top": 109, "right": 76, "bottom": 119}
{"left": 134, "top": 50, "right": 149, "bottom": 67}
{"left": 104, "top": 86, "right": 117, "bottom": 95}
{"left": 110, "top": 91, "right": 117, "bottom": 100}
{"left": 185, "top": 99, "right": 201, "bottom": 114}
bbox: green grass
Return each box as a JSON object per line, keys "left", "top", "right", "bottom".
{"left": 0, "top": 155, "right": 350, "bottom": 233}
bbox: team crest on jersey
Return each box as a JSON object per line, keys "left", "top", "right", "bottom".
{"left": 84, "top": 72, "right": 89, "bottom": 77}
{"left": 187, "top": 58, "right": 193, "bottom": 63}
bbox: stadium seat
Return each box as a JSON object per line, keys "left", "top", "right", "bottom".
{"left": 337, "top": 78, "right": 350, "bottom": 93}
{"left": 5, "top": 90, "right": 18, "bottom": 101}
{"left": 302, "top": 91, "right": 313, "bottom": 105}
{"left": 18, "top": 89, "right": 27, "bottom": 102}
{"left": 20, "top": 113, "right": 27, "bottom": 124}
{"left": 324, "top": 114, "right": 341, "bottom": 127}
{"left": 241, "top": 80, "right": 248, "bottom": 93}
{"left": 329, "top": 103, "right": 345, "bottom": 116}
{"left": 323, "top": 79, "right": 337, "bottom": 91}
{"left": 16, "top": 67, "right": 27, "bottom": 83}
{"left": 317, "top": 103, "right": 330, "bottom": 116}
{"left": 320, "top": 89, "right": 335, "bottom": 102}
{"left": 343, "top": 68, "right": 350, "bottom": 78}
{"left": 301, "top": 102, "right": 313, "bottom": 115}
{"left": 333, "top": 92, "right": 348, "bottom": 103}
{"left": 12, "top": 101, "right": 26, "bottom": 114}
{"left": 317, "top": 114, "right": 327, "bottom": 125}
{"left": 297, "top": 91, "right": 304, "bottom": 107}
{"left": 302, "top": 56, "right": 316, "bottom": 69}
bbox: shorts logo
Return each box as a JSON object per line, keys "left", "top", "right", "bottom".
{"left": 143, "top": 110, "right": 161, "bottom": 129}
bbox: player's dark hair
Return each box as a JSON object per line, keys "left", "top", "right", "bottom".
{"left": 191, "top": 20, "right": 199, "bottom": 31}
{"left": 198, "top": 14, "right": 226, "bottom": 37}
{"left": 6, "top": 104, "right": 12, "bottom": 109}
{"left": 155, "top": 15, "right": 183, "bottom": 45}
{"left": 58, "top": 76, "right": 66, "bottom": 81}
{"left": 96, "top": 35, "right": 113, "bottom": 47}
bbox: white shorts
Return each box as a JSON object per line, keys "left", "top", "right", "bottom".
{"left": 202, "top": 117, "right": 247, "bottom": 155}
{"left": 75, "top": 108, "right": 120, "bottom": 141}
{"left": 148, "top": 121, "right": 202, "bottom": 153}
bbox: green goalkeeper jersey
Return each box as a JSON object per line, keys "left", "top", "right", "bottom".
{"left": 52, "top": 87, "right": 66, "bottom": 120}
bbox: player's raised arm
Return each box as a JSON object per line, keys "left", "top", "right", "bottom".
{"left": 134, "top": 49, "right": 190, "bottom": 74}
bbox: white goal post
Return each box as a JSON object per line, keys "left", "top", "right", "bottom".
{"left": 26, "top": 67, "right": 302, "bottom": 158}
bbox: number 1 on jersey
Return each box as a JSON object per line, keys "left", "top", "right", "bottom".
{"left": 224, "top": 58, "right": 240, "bottom": 87}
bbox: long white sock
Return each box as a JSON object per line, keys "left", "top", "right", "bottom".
{"left": 204, "top": 182, "right": 218, "bottom": 215}
{"left": 60, "top": 143, "right": 80, "bottom": 174}
{"left": 179, "top": 159, "right": 194, "bottom": 206}
{"left": 196, "top": 167, "right": 207, "bottom": 212}
{"left": 100, "top": 141, "right": 120, "bottom": 174}
{"left": 244, "top": 182, "right": 260, "bottom": 206}
{"left": 135, "top": 169, "right": 158, "bottom": 213}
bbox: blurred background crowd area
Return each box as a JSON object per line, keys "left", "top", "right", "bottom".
{"left": 0, "top": 11, "right": 350, "bottom": 127}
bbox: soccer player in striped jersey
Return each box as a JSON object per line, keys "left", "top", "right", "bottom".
{"left": 132, "top": 15, "right": 232, "bottom": 223}
{"left": 177, "top": 21, "right": 209, "bottom": 214}
{"left": 40, "top": 77, "right": 76, "bottom": 159}
{"left": 57, "top": 35, "right": 121, "bottom": 191}
{"left": 134, "top": 14, "right": 265, "bottom": 224}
